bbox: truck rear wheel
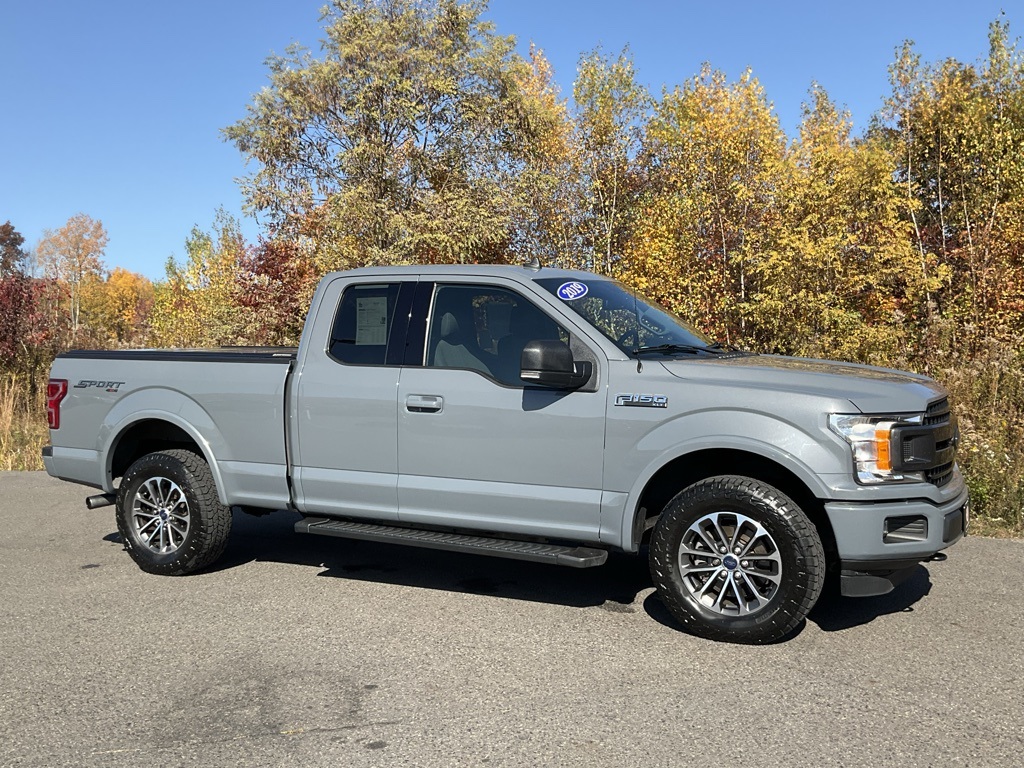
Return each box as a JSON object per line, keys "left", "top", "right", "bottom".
{"left": 115, "top": 449, "right": 232, "bottom": 575}
{"left": 649, "top": 475, "right": 824, "bottom": 644}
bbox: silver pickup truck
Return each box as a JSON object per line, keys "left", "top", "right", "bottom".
{"left": 43, "top": 264, "right": 968, "bottom": 643}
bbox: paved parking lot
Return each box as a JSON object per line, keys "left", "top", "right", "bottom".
{"left": 1, "top": 471, "right": 1022, "bottom": 767}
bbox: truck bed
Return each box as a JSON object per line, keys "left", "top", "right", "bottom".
{"left": 46, "top": 347, "right": 297, "bottom": 507}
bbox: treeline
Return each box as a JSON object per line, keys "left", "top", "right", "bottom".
{"left": 2, "top": 0, "right": 1021, "bottom": 530}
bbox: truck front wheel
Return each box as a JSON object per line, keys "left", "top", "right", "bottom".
{"left": 649, "top": 476, "right": 825, "bottom": 644}
{"left": 115, "top": 449, "right": 232, "bottom": 575}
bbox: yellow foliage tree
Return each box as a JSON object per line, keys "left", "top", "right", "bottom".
{"left": 80, "top": 268, "right": 155, "bottom": 347}
{"left": 150, "top": 211, "right": 252, "bottom": 347}
{"left": 626, "top": 66, "right": 788, "bottom": 343}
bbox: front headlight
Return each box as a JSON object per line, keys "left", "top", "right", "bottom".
{"left": 828, "top": 414, "right": 926, "bottom": 485}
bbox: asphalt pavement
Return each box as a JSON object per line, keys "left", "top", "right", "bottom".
{"left": 1, "top": 471, "right": 1022, "bottom": 767}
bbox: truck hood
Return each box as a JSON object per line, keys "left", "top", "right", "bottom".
{"left": 659, "top": 354, "right": 945, "bottom": 414}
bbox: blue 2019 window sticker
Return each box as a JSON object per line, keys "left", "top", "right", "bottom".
{"left": 556, "top": 281, "right": 588, "bottom": 301}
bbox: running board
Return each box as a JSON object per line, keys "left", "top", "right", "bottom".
{"left": 295, "top": 517, "right": 608, "bottom": 568}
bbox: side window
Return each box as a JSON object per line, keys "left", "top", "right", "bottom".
{"left": 427, "top": 284, "right": 568, "bottom": 385}
{"left": 328, "top": 283, "right": 402, "bottom": 366}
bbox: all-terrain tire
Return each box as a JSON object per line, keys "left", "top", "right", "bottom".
{"left": 115, "top": 449, "right": 232, "bottom": 575}
{"left": 649, "top": 475, "right": 825, "bottom": 644}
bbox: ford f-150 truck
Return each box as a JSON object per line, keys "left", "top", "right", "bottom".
{"left": 43, "top": 264, "right": 968, "bottom": 643}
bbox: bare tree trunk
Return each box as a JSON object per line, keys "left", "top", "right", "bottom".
{"left": 906, "top": 144, "right": 932, "bottom": 310}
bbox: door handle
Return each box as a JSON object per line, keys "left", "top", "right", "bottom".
{"left": 405, "top": 394, "right": 443, "bottom": 413}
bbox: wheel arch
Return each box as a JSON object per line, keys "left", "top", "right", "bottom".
{"left": 104, "top": 414, "right": 228, "bottom": 505}
{"left": 622, "top": 447, "right": 837, "bottom": 564}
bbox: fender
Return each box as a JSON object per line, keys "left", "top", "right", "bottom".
{"left": 97, "top": 387, "right": 229, "bottom": 505}
{"left": 611, "top": 410, "right": 844, "bottom": 552}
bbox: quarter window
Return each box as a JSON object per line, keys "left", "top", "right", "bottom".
{"left": 328, "top": 283, "right": 403, "bottom": 366}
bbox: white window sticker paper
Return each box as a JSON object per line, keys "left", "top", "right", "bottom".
{"left": 355, "top": 296, "right": 388, "bottom": 345}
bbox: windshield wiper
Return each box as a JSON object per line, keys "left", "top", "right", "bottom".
{"left": 634, "top": 343, "right": 723, "bottom": 356}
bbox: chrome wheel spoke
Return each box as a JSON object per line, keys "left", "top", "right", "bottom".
{"left": 694, "top": 526, "right": 721, "bottom": 555}
{"left": 738, "top": 525, "right": 771, "bottom": 557}
{"left": 143, "top": 479, "right": 163, "bottom": 507}
{"left": 136, "top": 516, "right": 160, "bottom": 535}
{"left": 712, "top": 575, "right": 732, "bottom": 608}
{"left": 679, "top": 563, "right": 719, "bottom": 575}
{"left": 711, "top": 518, "right": 731, "bottom": 552}
{"left": 733, "top": 573, "right": 756, "bottom": 614}
{"left": 729, "top": 575, "right": 748, "bottom": 613}
{"left": 696, "top": 569, "right": 725, "bottom": 598}
{"left": 135, "top": 496, "right": 159, "bottom": 511}
{"left": 679, "top": 543, "right": 715, "bottom": 559}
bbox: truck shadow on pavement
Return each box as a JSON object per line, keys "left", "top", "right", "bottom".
{"left": 807, "top": 566, "right": 933, "bottom": 633}
{"left": 193, "top": 509, "right": 934, "bottom": 634}
{"left": 213, "top": 509, "right": 651, "bottom": 609}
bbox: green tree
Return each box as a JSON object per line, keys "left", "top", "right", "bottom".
{"left": 151, "top": 211, "right": 252, "bottom": 347}
{"left": 225, "top": 0, "right": 552, "bottom": 267}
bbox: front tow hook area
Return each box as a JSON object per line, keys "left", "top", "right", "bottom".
{"left": 839, "top": 554, "right": 947, "bottom": 598}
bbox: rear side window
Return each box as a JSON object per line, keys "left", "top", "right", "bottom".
{"left": 328, "top": 283, "right": 402, "bottom": 365}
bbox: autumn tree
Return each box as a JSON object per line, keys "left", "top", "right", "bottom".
{"left": 0, "top": 221, "right": 30, "bottom": 369}
{"left": 1, "top": 221, "right": 28, "bottom": 276}
{"left": 751, "top": 85, "right": 922, "bottom": 362}
{"left": 628, "top": 66, "right": 787, "bottom": 342}
{"left": 225, "top": 0, "right": 555, "bottom": 267}
{"left": 0, "top": 274, "right": 33, "bottom": 369}
{"left": 79, "top": 268, "right": 155, "bottom": 346}
{"left": 235, "top": 236, "right": 319, "bottom": 346}
{"left": 873, "top": 19, "right": 1024, "bottom": 348}
{"left": 572, "top": 46, "right": 649, "bottom": 274}
{"left": 151, "top": 211, "right": 252, "bottom": 347}
{"left": 36, "top": 213, "right": 108, "bottom": 334}
{"left": 507, "top": 45, "right": 581, "bottom": 265}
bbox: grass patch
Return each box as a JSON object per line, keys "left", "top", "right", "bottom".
{"left": 0, "top": 376, "right": 48, "bottom": 471}
{"left": 939, "top": 342, "right": 1024, "bottom": 537}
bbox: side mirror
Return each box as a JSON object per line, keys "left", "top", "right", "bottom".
{"left": 520, "top": 339, "right": 592, "bottom": 389}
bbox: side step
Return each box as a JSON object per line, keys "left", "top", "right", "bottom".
{"left": 295, "top": 517, "right": 608, "bottom": 568}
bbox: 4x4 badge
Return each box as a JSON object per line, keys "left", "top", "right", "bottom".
{"left": 614, "top": 393, "right": 668, "bottom": 408}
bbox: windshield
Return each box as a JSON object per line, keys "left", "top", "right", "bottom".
{"left": 536, "top": 277, "right": 713, "bottom": 355}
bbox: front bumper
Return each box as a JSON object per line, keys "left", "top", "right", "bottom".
{"left": 825, "top": 486, "right": 969, "bottom": 596}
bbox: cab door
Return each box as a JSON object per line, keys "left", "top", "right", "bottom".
{"left": 292, "top": 279, "right": 413, "bottom": 520}
{"left": 396, "top": 280, "right": 607, "bottom": 541}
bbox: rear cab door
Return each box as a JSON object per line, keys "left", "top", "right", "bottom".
{"left": 290, "top": 275, "right": 416, "bottom": 519}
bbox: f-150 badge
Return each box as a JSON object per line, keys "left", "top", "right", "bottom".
{"left": 614, "top": 393, "right": 668, "bottom": 408}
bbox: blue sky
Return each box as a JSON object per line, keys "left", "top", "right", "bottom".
{"left": 1, "top": 0, "right": 1013, "bottom": 281}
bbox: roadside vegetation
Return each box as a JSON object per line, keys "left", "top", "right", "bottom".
{"left": 2, "top": 0, "right": 1022, "bottom": 534}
